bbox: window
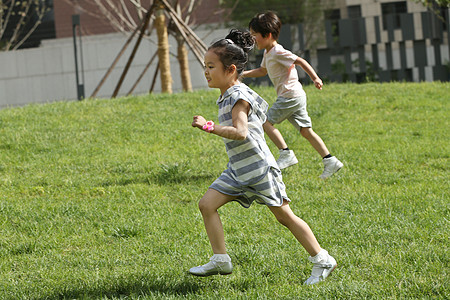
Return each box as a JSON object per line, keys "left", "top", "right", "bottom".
{"left": 325, "top": 9, "right": 341, "bottom": 39}
{"left": 439, "top": 7, "right": 449, "bottom": 32}
{"left": 347, "top": 5, "right": 362, "bottom": 19}
{"left": 381, "top": 1, "right": 407, "bottom": 30}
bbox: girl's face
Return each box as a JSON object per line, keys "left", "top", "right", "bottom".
{"left": 204, "top": 49, "right": 237, "bottom": 94}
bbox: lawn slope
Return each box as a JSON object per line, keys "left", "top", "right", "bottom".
{"left": 0, "top": 82, "right": 448, "bottom": 299}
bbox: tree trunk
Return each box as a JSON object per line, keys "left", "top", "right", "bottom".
{"left": 177, "top": 37, "right": 192, "bottom": 92}
{"left": 155, "top": 7, "right": 172, "bottom": 94}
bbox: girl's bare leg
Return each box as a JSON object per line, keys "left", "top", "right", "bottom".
{"left": 268, "top": 200, "right": 321, "bottom": 256}
{"left": 198, "top": 188, "right": 236, "bottom": 254}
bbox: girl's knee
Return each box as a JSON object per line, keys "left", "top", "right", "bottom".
{"left": 198, "top": 198, "right": 209, "bottom": 213}
{"left": 275, "top": 215, "right": 289, "bottom": 227}
{"left": 274, "top": 211, "right": 295, "bottom": 227}
{"left": 198, "top": 197, "right": 216, "bottom": 214}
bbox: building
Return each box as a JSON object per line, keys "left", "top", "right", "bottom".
{"left": 0, "top": 1, "right": 448, "bottom": 107}
{"left": 308, "top": 0, "right": 449, "bottom": 82}
{"left": 0, "top": 0, "right": 226, "bottom": 107}
{"left": 53, "top": 0, "right": 224, "bottom": 38}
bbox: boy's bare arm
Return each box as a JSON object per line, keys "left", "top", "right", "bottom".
{"left": 295, "top": 57, "right": 323, "bottom": 90}
{"left": 242, "top": 67, "right": 268, "bottom": 78}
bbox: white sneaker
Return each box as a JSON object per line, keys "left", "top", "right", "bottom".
{"left": 320, "top": 156, "right": 343, "bottom": 179}
{"left": 189, "top": 257, "right": 233, "bottom": 277}
{"left": 304, "top": 249, "right": 337, "bottom": 285}
{"left": 276, "top": 149, "right": 298, "bottom": 169}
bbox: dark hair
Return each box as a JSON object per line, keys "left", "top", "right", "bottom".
{"left": 208, "top": 29, "right": 254, "bottom": 76}
{"left": 249, "top": 11, "right": 281, "bottom": 40}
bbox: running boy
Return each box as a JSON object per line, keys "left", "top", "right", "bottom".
{"left": 189, "top": 29, "right": 336, "bottom": 284}
{"left": 243, "top": 11, "right": 343, "bottom": 179}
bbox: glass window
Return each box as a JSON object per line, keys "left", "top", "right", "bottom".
{"left": 325, "top": 8, "right": 341, "bottom": 38}
{"left": 381, "top": 1, "right": 407, "bottom": 30}
{"left": 347, "top": 5, "right": 362, "bottom": 19}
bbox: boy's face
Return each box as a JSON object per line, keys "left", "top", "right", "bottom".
{"left": 250, "top": 29, "right": 272, "bottom": 50}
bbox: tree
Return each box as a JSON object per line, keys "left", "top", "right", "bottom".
{"left": 413, "top": 0, "right": 449, "bottom": 24}
{"left": 154, "top": 2, "right": 172, "bottom": 93}
{"left": 414, "top": 0, "right": 449, "bottom": 8}
{"left": 0, "top": 0, "right": 52, "bottom": 51}
{"left": 62, "top": 0, "right": 202, "bottom": 93}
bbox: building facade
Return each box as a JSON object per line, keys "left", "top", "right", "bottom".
{"left": 314, "top": 0, "right": 449, "bottom": 82}
{"left": 0, "top": 1, "right": 448, "bottom": 107}
{"left": 53, "top": 0, "right": 224, "bottom": 38}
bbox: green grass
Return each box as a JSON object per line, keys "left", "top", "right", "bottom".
{"left": 0, "top": 82, "right": 448, "bottom": 299}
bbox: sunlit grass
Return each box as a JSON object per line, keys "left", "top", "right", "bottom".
{"left": 0, "top": 82, "right": 448, "bottom": 299}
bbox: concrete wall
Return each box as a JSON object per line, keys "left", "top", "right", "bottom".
{"left": 0, "top": 27, "right": 229, "bottom": 108}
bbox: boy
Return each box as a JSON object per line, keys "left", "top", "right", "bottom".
{"left": 243, "top": 11, "right": 343, "bottom": 179}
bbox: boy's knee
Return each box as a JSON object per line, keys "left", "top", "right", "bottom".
{"left": 300, "top": 127, "right": 313, "bottom": 138}
{"left": 263, "top": 121, "right": 274, "bottom": 130}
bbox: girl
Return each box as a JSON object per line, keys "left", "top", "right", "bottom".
{"left": 190, "top": 29, "right": 336, "bottom": 285}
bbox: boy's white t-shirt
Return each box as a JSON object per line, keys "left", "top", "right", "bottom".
{"left": 261, "top": 44, "right": 306, "bottom": 99}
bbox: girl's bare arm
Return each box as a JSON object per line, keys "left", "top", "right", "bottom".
{"left": 192, "top": 100, "right": 250, "bottom": 140}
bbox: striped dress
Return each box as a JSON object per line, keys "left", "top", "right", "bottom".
{"left": 209, "top": 83, "right": 291, "bottom": 208}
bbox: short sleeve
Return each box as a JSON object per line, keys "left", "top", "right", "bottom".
{"left": 275, "top": 48, "right": 298, "bottom": 68}
{"left": 261, "top": 50, "right": 267, "bottom": 68}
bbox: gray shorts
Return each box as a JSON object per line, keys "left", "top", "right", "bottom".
{"left": 266, "top": 95, "right": 312, "bottom": 130}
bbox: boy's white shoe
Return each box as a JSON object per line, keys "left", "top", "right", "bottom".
{"left": 320, "top": 156, "right": 343, "bottom": 179}
{"left": 277, "top": 149, "right": 298, "bottom": 169}
{"left": 189, "top": 256, "right": 233, "bottom": 277}
{"left": 304, "top": 249, "right": 337, "bottom": 285}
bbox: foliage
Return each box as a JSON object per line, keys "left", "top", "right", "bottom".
{"left": 220, "top": 0, "right": 335, "bottom": 51}
{"left": 413, "top": 0, "right": 449, "bottom": 7}
{"left": 0, "top": 83, "right": 448, "bottom": 298}
{"left": 0, "top": 0, "right": 52, "bottom": 51}
{"left": 220, "top": 0, "right": 320, "bottom": 24}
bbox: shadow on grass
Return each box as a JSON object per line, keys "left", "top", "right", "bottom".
{"left": 39, "top": 274, "right": 203, "bottom": 299}
{"left": 150, "top": 162, "right": 215, "bottom": 185}
{"left": 101, "top": 162, "right": 216, "bottom": 187}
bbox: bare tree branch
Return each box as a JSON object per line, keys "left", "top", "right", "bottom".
{"left": 6, "top": 0, "right": 32, "bottom": 50}
{"left": 1, "top": 0, "right": 50, "bottom": 51}
{"left": 0, "top": 0, "right": 17, "bottom": 39}
{"left": 13, "top": 1, "right": 48, "bottom": 50}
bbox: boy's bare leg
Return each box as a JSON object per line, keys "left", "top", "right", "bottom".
{"left": 263, "top": 121, "right": 288, "bottom": 150}
{"left": 300, "top": 127, "right": 329, "bottom": 158}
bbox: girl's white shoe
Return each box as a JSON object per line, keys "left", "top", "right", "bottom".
{"left": 189, "top": 256, "right": 233, "bottom": 277}
{"left": 304, "top": 249, "right": 337, "bottom": 285}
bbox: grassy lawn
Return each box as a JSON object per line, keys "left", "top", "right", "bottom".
{"left": 0, "top": 82, "right": 448, "bottom": 299}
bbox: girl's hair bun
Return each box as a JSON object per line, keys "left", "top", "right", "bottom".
{"left": 208, "top": 29, "right": 254, "bottom": 76}
{"left": 225, "top": 29, "right": 254, "bottom": 53}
